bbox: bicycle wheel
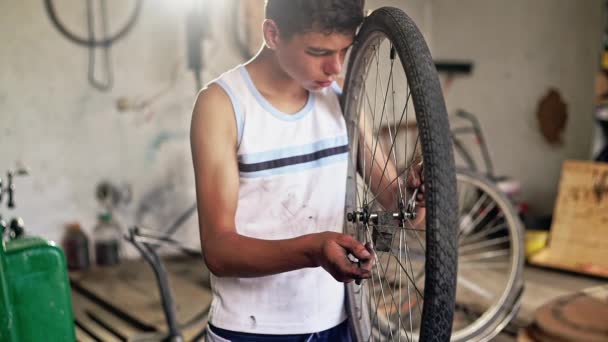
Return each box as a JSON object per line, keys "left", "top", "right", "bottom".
{"left": 342, "top": 7, "right": 458, "bottom": 342}
{"left": 452, "top": 169, "right": 524, "bottom": 341}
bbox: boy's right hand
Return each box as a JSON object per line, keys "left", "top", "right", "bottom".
{"left": 312, "top": 232, "right": 373, "bottom": 283}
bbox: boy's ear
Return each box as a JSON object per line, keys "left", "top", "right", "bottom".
{"left": 263, "top": 19, "right": 281, "bottom": 50}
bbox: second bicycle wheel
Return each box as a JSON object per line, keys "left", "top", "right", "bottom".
{"left": 342, "top": 7, "right": 458, "bottom": 342}
{"left": 452, "top": 169, "right": 524, "bottom": 341}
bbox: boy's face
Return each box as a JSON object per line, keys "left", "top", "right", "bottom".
{"left": 274, "top": 30, "right": 355, "bottom": 92}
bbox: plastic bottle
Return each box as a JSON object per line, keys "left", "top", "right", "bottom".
{"left": 93, "top": 212, "right": 122, "bottom": 266}
{"left": 62, "top": 223, "right": 90, "bottom": 271}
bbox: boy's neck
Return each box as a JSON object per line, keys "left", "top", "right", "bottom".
{"left": 246, "top": 47, "right": 309, "bottom": 99}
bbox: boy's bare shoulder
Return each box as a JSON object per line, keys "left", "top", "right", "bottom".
{"left": 191, "top": 82, "right": 237, "bottom": 147}
{"left": 193, "top": 83, "right": 232, "bottom": 117}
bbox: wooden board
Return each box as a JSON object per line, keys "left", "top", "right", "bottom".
{"left": 72, "top": 290, "right": 141, "bottom": 341}
{"left": 71, "top": 258, "right": 211, "bottom": 340}
{"left": 529, "top": 160, "right": 608, "bottom": 278}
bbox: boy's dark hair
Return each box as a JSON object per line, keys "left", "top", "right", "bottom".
{"left": 265, "top": 0, "right": 365, "bottom": 39}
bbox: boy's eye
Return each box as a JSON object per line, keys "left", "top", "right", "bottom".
{"left": 307, "top": 50, "right": 331, "bottom": 57}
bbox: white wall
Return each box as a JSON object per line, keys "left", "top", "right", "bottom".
{"left": 0, "top": 1, "right": 242, "bottom": 252}
{"left": 429, "top": 0, "right": 603, "bottom": 214}
{"left": 366, "top": 0, "right": 603, "bottom": 214}
{"left": 0, "top": 0, "right": 603, "bottom": 251}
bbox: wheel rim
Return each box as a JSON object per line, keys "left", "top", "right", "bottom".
{"left": 451, "top": 170, "right": 524, "bottom": 341}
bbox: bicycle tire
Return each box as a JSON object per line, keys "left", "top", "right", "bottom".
{"left": 452, "top": 169, "right": 524, "bottom": 341}
{"left": 342, "top": 7, "right": 458, "bottom": 342}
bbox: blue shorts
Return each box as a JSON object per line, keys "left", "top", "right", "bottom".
{"left": 206, "top": 320, "right": 352, "bottom": 342}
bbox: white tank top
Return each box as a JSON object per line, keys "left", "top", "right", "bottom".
{"left": 207, "top": 65, "right": 348, "bottom": 334}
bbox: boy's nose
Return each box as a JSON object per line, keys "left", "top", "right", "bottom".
{"left": 324, "top": 54, "right": 343, "bottom": 76}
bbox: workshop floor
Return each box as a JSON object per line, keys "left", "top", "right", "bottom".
{"left": 70, "top": 257, "right": 605, "bottom": 341}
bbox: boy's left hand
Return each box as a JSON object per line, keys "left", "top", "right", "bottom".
{"left": 405, "top": 161, "right": 426, "bottom": 227}
{"left": 406, "top": 161, "right": 425, "bottom": 208}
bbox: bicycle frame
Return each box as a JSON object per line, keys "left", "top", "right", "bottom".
{"left": 451, "top": 110, "right": 496, "bottom": 180}
{"left": 125, "top": 227, "right": 204, "bottom": 342}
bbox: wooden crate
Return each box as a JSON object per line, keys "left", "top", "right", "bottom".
{"left": 529, "top": 160, "right": 608, "bottom": 277}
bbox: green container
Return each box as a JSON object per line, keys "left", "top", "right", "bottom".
{"left": 0, "top": 237, "right": 76, "bottom": 342}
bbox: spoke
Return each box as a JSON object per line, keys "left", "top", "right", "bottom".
{"left": 367, "top": 143, "right": 418, "bottom": 209}
{"left": 358, "top": 52, "right": 378, "bottom": 207}
{"left": 390, "top": 229, "right": 402, "bottom": 341}
{"left": 373, "top": 42, "right": 380, "bottom": 131}
{"left": 367, "top": 247, "right": 382, "bottom": 342}
{"left": 386, "top": 246, "right": 425, "bottom": 300}
{"left": 356, "top": 179, "right": 363, "bottom": 209}
{"left": 458, "top": 192, "right": 491, "bottom": 240}
{"left": 360, "top": 133, "right": 410, "bottom": 206}
{"left": 362, "top": 80, "right": 368, "bottom": 207}
{"left": 389, "top": 44, "right": 405, "bottom": 205}
{"left": 403, "top": 226, "right": 427, "bottom": 255}
{"left": 360, "top": 55, "right": 375, "bottom": 208}
{"left": 366, "top": 229, "right": 425, "bottom": 341}
{"left": 360, "top": 81, "right": 413, "bottom": 210}
{"left": 379, "top": 231, "right": 412, "bottom": 342}
{"left": 364, "top": 103, "right": 407, "bottom": 208}
{"left": 398, "top": 227, "right": 405, "bottom": 341}
{"left": 403, "top": 69, "right": 412, "bottom": 201}
{"left": 459, "top": 249, "right": 511, "bottom": 263}
{"left": 371, "top": 97, "right": 415, "bottom": 210}
{"left": 380, "top": 232, "right": 415, "bottom": 338}
{"left": 372, "top": 224, "right": 426, "bottom": 233}
{"left": 364, "top": 42, "right": 382, "bottom": 202}
{"left": 457, "top": 183, "right": 469, "bottom": 217}
{"left": 375, "top": 223, "right": 426, "bottom": 256}
{"left": 404, "top": 232, "right": 426, "bottom": 317}
{"left": 459, "top": 261, "right": 511, "bottom": 270}
{"left": 362, "top": 89, "right": 378, "bottom": 204}
{"left": 365, "top": 225, "right": 396, "bottom": 341}
{"left": 401, "top": 230, "right": 424, "bottom": 317}
{"left": 365, "top": 39, "right": 396, "bottom": 205}
{"left": 366, "top": 224, "right": 417, "bottom": 341}
{"left": 354, "top": 71, "right": 369, "bottom": 210}
{"left": 460, "top": 236, "right": 511, "bottom": 254}
{"left": 362, "top": 222, "right": 381, "bottom": 342}
{"left": 388, "top": 246, "right": 423, "bottom": 259}
{"left": 401, "top": 228, "right": 418, "bottom": 339}
{"left": 372, "top": 226, "right": 406, "bottom": 341}
{"left": 467, "top": 203, "right": 498, "bottom": 235}
{"left": 461, "top": 222, "right": 508, "bottom": 245}
{"left": 372, "top": 49, "right": 397, "bottom": 202}
{"left": 457, "top": 275, "right": 494, "bottom": 300}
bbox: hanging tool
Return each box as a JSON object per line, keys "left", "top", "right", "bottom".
{"left": 44, "top": 0, "right": 143, "bottom": 91}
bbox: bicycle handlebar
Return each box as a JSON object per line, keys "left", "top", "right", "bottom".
{"left": 456, "top": 109, "right": 480, "bottom": 126}
{"left": 126, "top": 226, "right": 201, "bottom": 257}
